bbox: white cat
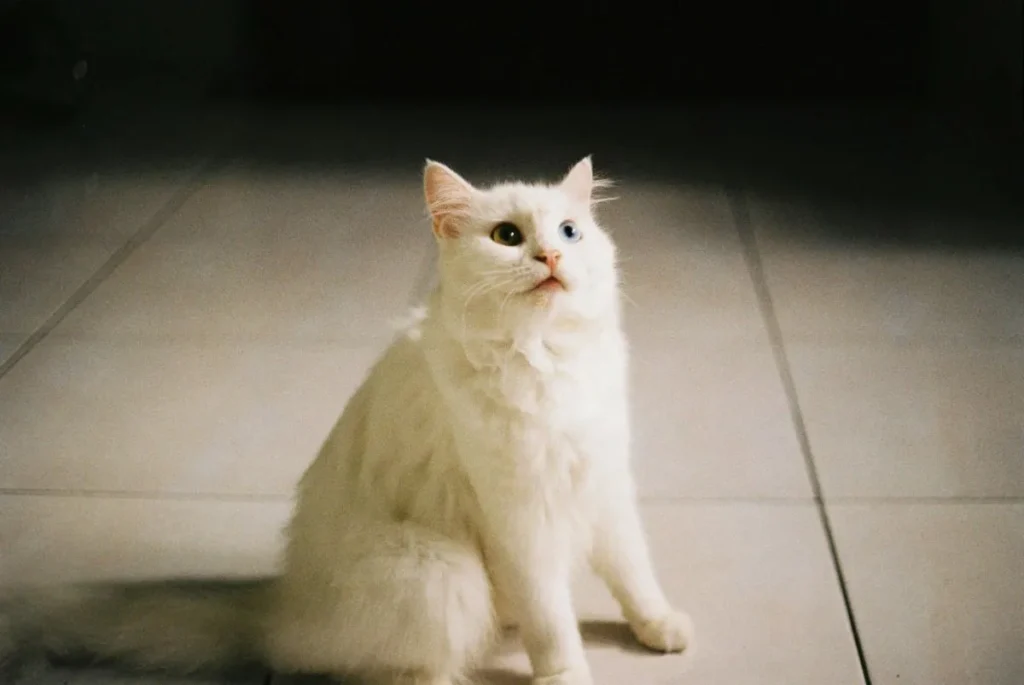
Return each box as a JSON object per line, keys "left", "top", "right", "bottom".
{"left": 0, "top": 157, "right": 692, "bottom": 685}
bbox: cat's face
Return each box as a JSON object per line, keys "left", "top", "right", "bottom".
{"left": 424, "top": 157, "right": 619, "bottom": 336}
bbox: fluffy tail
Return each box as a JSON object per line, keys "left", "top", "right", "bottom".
{"left": 0, "top": 578, "right": 274, "bottom": 677}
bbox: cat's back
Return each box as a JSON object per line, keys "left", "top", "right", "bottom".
{"left": 297, "top": 312, "right": 471, "bottom": 532}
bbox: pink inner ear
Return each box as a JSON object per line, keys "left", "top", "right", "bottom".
{"left": 561, "top": 156, "right": 594, "bottom": 204}
{"left": 432, "top": 217, "right": 459, "bottom": 239}
{"left": 424, "top": 161, "right": 474, "bottom": 239}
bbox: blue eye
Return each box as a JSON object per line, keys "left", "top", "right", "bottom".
{"left": 559, "top": 221, "right": 582, "bottom": 243}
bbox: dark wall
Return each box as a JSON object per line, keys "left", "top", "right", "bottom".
{"left": 48, "top": 0, "right": 245, "bottom": 82}
{"left": 4, "top": 0, "right": 1022, "bottom": 121}
{"left": 926, "top": 0, "right": 1023, "bottom": 123}
{"left": 241, "top": 1, "right": 930, "bottom": 100}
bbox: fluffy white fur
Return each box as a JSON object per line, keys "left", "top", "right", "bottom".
{"left": 0, "top": 158, "right": 692, "bottom": 685}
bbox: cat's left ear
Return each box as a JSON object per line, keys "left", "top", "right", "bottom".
{"left": 560, "top": 155, "right": 595, "bottom": 204}
{"left": 424, "top": 160, "right": 475, "bottom": 239}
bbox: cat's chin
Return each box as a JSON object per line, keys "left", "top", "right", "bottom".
{"left": 527, "top": 279, "right": 568, "bottom": 309}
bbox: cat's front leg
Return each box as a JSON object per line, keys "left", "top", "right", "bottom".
{"left": 590, "top": 481, "right": 693, "bottom": 653}
{"left": 483, "top": 522, "right": 592, "bottom": 685}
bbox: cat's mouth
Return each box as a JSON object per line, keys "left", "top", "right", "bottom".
{"left": 530, "top": 276, "right": 564, "bottom": 293}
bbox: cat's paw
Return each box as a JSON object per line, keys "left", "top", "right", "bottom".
{"left": 532, "top": 666, "right": 593, "bottom": 685}
{"left": 630, "top": 609, "right": 694, "bottom": 653}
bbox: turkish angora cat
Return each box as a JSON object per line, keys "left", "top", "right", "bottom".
{"left": 0, "top": 157, "right": 692, "bottom": 685}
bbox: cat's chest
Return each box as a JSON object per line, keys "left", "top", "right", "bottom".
{"left": 451, "top": 345, "right": 624, "bottom": 477}
{"left": 472, "top": 343, "right": 611, "bottom": 426}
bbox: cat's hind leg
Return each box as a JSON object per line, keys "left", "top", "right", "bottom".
{"left": 266, "top": 522, "right": 495, "bottom": 684}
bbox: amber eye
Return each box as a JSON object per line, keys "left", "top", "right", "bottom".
{"left": 490, "top": 222, "right": 524, "bottom": 246}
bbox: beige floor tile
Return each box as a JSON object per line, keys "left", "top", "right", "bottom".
{"left": 749, "top": 195, "right": 1024, "bottom": 344}
{"left": 54, "top": 169, "right": 433, "bottom": 344}
{"left": 0, "top": 242, "right": 116, "bottom": 340}
{"left": 1, "top": 171, "right": 197, "bottom": 245}
{"left": 788, "top": 343, "right": 1024, "bottom": 498}
{"left": 830, "top": 503, "right": 1024, "bottom": 685}
{"left": 0, "top": 494, "right": 288, "bottom": 586}
{"left": 765, "top": 247, "right": 1024, "bottom": 344}
{"left": 0, "top": 334, "right": 24, "bottom": 366}
{"left": 0, "top": 337, "right": 381, "bottom": 495}
{"left": 630, "top": 337, "right": 809, "bottom": 499}
{"left": 598, "top": 182, "right": 737, "bottom": 251}
{"left": 1, "top": 160, "right": 204, "bottom": 339}
{"left": 485, "top": 503, "right": 863, "bottom": 685}
{"left": 145, "top": 167, "right": 430, "bottom": 250}
{"left": 602, "top": 183, "right": 767, "bottom": 342}
{"left": 621, "top": 248, "right": 767, "bottom": 344}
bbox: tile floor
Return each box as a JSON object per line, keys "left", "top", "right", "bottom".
{"left": 0, "top": 103, "right": 1022, "bottom": 685}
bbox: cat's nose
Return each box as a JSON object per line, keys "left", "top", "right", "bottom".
{"left": 534, "top": 250, "right": 561, "bottom": 271}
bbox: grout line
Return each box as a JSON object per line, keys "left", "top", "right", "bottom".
{"left": 0, "top": 154, "right": 226, "bottom": 382}
{"left": 828, "top": 495, "right": 1024, "bottom": 505}
{"left": 0, "top": 487, "right": 292, "bottom": 502}
{"left": 754, "top": 335, "right": 1024, "bottom": 349}
{"left": 12, "top": 331, "right": 392, "bottom": 348}
{"left": 0, "top": 488, "right": 817, "bottom": 505}
{"left": 4, "top": 487, "right": 1016, "bottom": 508}
{"left": 639, "top": 495, "right": 815, "bottom": 505}
{"left": 728, "top": 189, "right": 874, "bottom": 685}
{"left": 0, "top": 487, "right": 806, "bottom": 505}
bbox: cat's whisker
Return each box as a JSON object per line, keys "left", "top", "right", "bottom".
{"left": 459, "top": 275, "right": 522, "bottom": 340}
{"left": 459, "top": 280, "right": 494, "bottom": 340}
{"left": 461, "top": 279, "right": 510, "bottom": 309}
{"left": 498, "top": 287, "right": 518, "bottom": 317}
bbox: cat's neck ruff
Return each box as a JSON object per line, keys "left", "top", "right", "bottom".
{"left": 429, "top": 287, "right": 620, "bottom": 372}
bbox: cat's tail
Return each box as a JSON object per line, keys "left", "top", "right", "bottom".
{"left": 0, "top": 577, "right": 275, "bottom": 678}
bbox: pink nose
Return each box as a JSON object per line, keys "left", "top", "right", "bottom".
{"left": 534, "top": 250, "right": 561, "bottom": 270}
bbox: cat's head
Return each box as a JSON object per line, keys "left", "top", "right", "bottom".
{"left": 424, "top": 157, "right": 619, "bottom": 338}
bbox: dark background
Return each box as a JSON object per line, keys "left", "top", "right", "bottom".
{"left": 0, "top": 0, "right": 1020, "bottom": 118}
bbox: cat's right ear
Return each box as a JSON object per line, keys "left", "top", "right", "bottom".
{"left": 424, "top": 160, "right": 474, "bottom": 239}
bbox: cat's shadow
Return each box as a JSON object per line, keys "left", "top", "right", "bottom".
{"left": 495, "top": 619, "right": 648, "bottom": 655}
{"left": 48, "top": 619, "right": 647, "bottom": 685}
{"left": 580, "top": 618, "right": 651, "bottom": 654}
